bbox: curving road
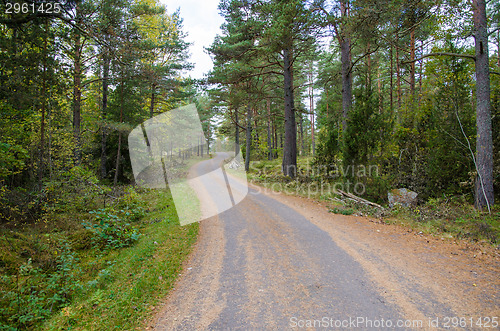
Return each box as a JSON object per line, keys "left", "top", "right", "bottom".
{"left": 152, "top": 155, "right": 500, "bottom": 330}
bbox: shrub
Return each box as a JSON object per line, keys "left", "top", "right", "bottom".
{"left": 0, "top": 243, "right": 80, "bottom": 329}
{"left": 82, "top": 210, "right": 140, "bottom": 250}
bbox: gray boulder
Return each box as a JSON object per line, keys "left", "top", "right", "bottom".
{"left": 388, "top": 188, "right": 418, "bottom": 208}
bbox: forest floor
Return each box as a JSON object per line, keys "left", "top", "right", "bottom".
{"left": 150, "top": 157, "right": 499, "bottom": 330}
{"left": 0, "top": 183, "right": 198, "bottom": 330}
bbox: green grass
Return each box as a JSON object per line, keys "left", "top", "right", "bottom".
{"left": 384, "top": 198, "right": 500, "bottom": 243}
{"left": 42, "top": 188, "right": 198, "bottom": 330}
{"left": 0, "top": 184, "right": 198, "bottom": 330}
{"left": 170, "top": 180, "right": 202, "bottom": 225}
{"left": 329, "top": 207, "right": 355, "bottom": 216}
{"left": 248, "top": 157, "right": 336, "bottom": 200}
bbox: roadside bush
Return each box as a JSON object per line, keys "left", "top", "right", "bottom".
{"left": 41, "top": 166, "right": 107, "bottom": 215}
{"left": 82, "top": 210, "right": 140, "bottom": 250}
{"left": 0, "top": 187, "right": 41, "bottom": 224}
{"left": 0, "top": 243, "right": 80, "bottom": 329}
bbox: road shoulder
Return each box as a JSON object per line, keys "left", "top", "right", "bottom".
{"left": 262, "top": 185, "right": 500, "bottom": 320}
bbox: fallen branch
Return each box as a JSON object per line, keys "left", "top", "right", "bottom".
{"left": 329, "top": 197, "right": 346, "bottom": 204}
{"left": 336, "top": 189, "right": 384, "bottom": 210}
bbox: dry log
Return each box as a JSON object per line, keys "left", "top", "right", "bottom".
{"left": 336, "top": 189, "right": 384, "bottom": 210}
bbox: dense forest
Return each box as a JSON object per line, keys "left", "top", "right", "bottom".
{"left": 207, "top": 0, "right": 499, "bottom": 209}
{"left": 0, "top": 0, "right": 498, "bottom": 213}
{"left": 0, "top": 0, "right": 202, "bottom": 328}
{"left": 0, "top": 0, "right": 498, "bottom": 328}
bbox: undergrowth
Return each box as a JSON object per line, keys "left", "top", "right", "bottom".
{"left": 0, "top": 166, "right": 198, "bottom": 330}
{"left": 249, "top": 158, "right": 500, "bottom": 245}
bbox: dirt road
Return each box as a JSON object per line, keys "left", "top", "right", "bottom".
{"left": 152, "top": 156, "right": 499, "bottom": 330}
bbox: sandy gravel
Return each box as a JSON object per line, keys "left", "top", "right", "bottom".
{"left": 150, "top": 169, "right": 499, "bottom": 330}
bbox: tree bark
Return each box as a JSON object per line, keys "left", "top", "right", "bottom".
{"left": 253, "top": 110, "right": 259, "bottom": 143}
{"left": 38, "top": 20, "right": 48, "bottom": 188}
{"left": 72, "top": 3, "right": 82, "bottom": 165}
{"left": 206, "top": 122, "right": 211, "bottom": 154}
{"left": 150, "top": 83, "right": 156, "bottom": 118}
{"left": 366, "top": 42, "right": 371, "bottom": 89}
{"left": 419, "top": 40, "right": 424, "bottom": 105}
{"left": 378, "top": 67, "right": 383, "bottom": 113}
{"left": 114, "top": 72, "right": 125, "bottom": 186}
{"left": 267, "top": 98, "right": 273, "bottom": 160}
{"left": 309, "top": 69, "right": 315, "bottom": 156}
{"left": 396, "top": 35, "right": 402, "bottom": 109}
{"left": 390, "top": 44, "right": 393, "bottom": 113}
{"left": 235, "top": 108, "right": 240, "bottom": 156}
{"left": 473, "top": 0, "right": 494, "bottom": 209}
{"left": 299, "top": 113, "right": 304, "bottom": 156}
{"left": 340, "top": 0, "right": 352, "bottom": 135}
{"left": 100, "top": 45, "right": 110, "bottom": 179}
{"left": 410, "top": 28, "right": 416, "bottom": 98}
{"left": 282, "top": 47, "right": 297, "bottom": 177}
{"left": 114, "top": 133, "right": 122, "bottom": 186}
{"left": 245, "top": 104, "right": 252, "bottom": 172}
{"left": 273, "top": 121, "right": 277, "bottom": 158}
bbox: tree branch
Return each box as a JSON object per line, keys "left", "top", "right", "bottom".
{"left": 488, "top": 26, "right": 499, "bottom": 36}
{"left": 402, "top": 52, "right": 476, "bottom": 64}
{"left": 348, "top": 45, "right": 380, "bottom": 76}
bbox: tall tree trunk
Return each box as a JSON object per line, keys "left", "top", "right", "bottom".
{"left": 272, "top": 121, "right": 277, "bottom": 158}
{"left": 245, "top": 105, "right": 252, "bottom": 172}
{"left": 11, "top": 29, "right": 24, "bottom": 110}
{"left": 390, "top": 44, "right": 394, "bottom": 113}
{"left": 340, "top": 0, "right": 352, "bottom": 135}
{"left": 419, "top": 40, "right": 424, "bottom": 105}
{"left": 207, "top": 122, "right": 211, "bottom": 154}
{"left": 473, "top": 0, "right": 494, "bottom": 209}
{"left": 396, "top": 36, "right": 402, "bottom": 109}
{"left": 378, "top": 67, "right": 383, "bottom": 113}
{"left": 150, "top": 83, "right": 156, "bottom": 118}
{"left": 48, "top": 88, "right": 52, "bottom": 178}
{"left": 299, "top": 113, "right": 304, "bottom": 156}
{"left": 366, "top": 42, "right": 371, "bottom": 89}
{"left": 72, "top": 4, "right": 82, "bottom": 165}
{"left": 114, "top": 133, "right": 122, "bottom": 185}
{"left": 114, "top": 72, "right": 125, "bottom": 186}
{"left": 39, "top": 20, "right": 48, "bottom": 187}
{"left": 410, "top": 28, "right": 416, "bottom": 98}
{"left": 282, "top": 47, "right": 297, "bottom": 177}
{"left": 273, "top": 122, "right": 277, "bottom": 158}
{"left": 235, "top": 108, "right": 240, "bottom": 156}
{"left": 100, "top": 46, "right": 110, "bottom": 179}
{"left": 267, "top": 98, "right": 273, "bottom": 160}
{"left": 309, "top": 69, "right": 315, "bottom": 156}
{"left": 253, "top": 110, "right": 259, "bottom": 143}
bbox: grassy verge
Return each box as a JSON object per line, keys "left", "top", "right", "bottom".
{"left": 167, "top": 155, "right": 207, "bottom": 225}
{"left": 248, "top": 158, "right": 500, "bottom": 245}
{"left": 0, "top": 167, "right": 198, "bottom": 330}
{"left": 42, "top": 189, "right": 198, "bottom": 330}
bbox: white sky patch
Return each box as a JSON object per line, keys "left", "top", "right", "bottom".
{"left": 162, "top": 0, "right": 224, "bottom": 80}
